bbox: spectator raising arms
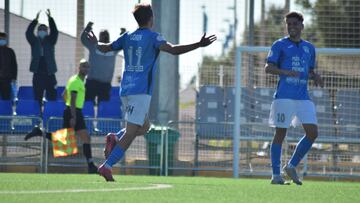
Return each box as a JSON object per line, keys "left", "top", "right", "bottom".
{"left": 26, "top": 9, "right": 58, "bottom": 104}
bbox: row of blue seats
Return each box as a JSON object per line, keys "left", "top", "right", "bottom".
{"left": 0, "top": 99, "right": 122, "bottom": 118}
{"left": 0, "top": 115, "right": 123, "bottom": 135}
{"left": 197, "top": 86, "right": 360, "bottom": 124}
{"left": 0, "top": 99, "right": 122, "bottom": 134}
{"left": 196, "top": 86, "right": 360, "bottom": 140}
{"left": 1, "top": 86, "right": 120, "bottom": 101}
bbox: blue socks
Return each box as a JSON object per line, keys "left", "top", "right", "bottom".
{"left": 270, "top": 143, "right": 282, "bottom": 175}
{"left": 270, "top": 136, "right": 313, "bottom": 176}
{"left": 289, "top": 136, "right": 313, "bottom": 167}
{"left": 116, "top": 128, "right": 126, "bottom": 139}
{"left": 105, "top": 145, "right": 125, "bottom": 168}
{"left": 104, "top": 128, "right": 126, "bottom": 168}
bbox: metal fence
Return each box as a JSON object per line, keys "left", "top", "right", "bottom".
{"left": 1, "top": 116, "right": 360, "bottom": 178}
{"left": 168, "top": 121, "right": 360, "bottom": 178}
{"left": 0, "top": 116, "right": 44, "bottom": 171}
{"left": 0, "top": 116, "right": 171, "bottom": 175}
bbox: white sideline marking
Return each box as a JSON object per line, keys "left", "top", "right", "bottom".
{"left": 0, "top": 184, "right": 173, "bottom": 194}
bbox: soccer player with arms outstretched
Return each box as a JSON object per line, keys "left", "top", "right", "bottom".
{"left": 265, "top": 11, "right": 324, "bottom": 185}
{"left": 87, "top": 3, "right": 216, "bottom": 181}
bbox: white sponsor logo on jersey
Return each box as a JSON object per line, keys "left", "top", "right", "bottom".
{"left": 130, "top": 34, "right": 142, "bottom": 41}
{"left": 303, "top": 46, "right": 309, "bottom": 53}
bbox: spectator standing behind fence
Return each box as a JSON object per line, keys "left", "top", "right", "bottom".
{"left": 81, "top": 22, "right": 119, "bottom": 103}
{"left": 26, "top": 9, "right": 58, "bottom": 103}
{"left": 265, "top": 11, "right": 324, "bottom": 185}
{"left": 25, "top": 59, "right": 98, "bottom": 174}
{"left": 0, "top": 32, "right": 17, "bottom": 100}
{"left": 87, "top": 3, "right": 216, "bottom": 181}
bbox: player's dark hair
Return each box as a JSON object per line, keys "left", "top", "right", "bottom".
{"left": 285, "top": 11, "right": 304, "bottom": 22}
{"left": 133, "top": 3, "right": 153, "bottom": 26}
{"left": 99, "top": 29, "right": 110, "bottom": 43}
{"left": 0, "top": 32, "right": 7, "bottom": 38}
{"left": 37, "top": 24, "right": 48, "bottom": 30}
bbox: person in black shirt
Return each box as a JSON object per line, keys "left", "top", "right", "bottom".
{"left": 0, "top": 32, "right": 17, "bottom": 100}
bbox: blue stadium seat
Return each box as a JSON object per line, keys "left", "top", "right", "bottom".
{"left": 109, "top": 86, "right": 120, "bottom": 103}
{"left": 109, "top": 95, "right": 121, "bottom": 103}
{"left": 0, "top": 100, "right": 13, "bottom": 115}
{"left": 252, "top": 87, "right": 274, "bottom": 124}
{"left": 17, "top": 86, "right": 34, "bottom": 100}
{"left": 335, "top": 89, "right": 360, "bottom": 141}
{"left": 111, "top": 86, "right": 120, "bottom": 97}
{"left": 56, "top": 86, "right": 65, "bottom": 101}
{"left": 13, "top": 99, "right": 41, "bottom": 133}
{"left": 97, "top": 100, "right": 122, "bottom": 119}
{"left": 224, "top": 86, "right": 253, "bottom": 138}
{"left": 304, "top": 88, "right": 336, "bottom": 141}
{"left": 287, "top": 89, "right": 336, "bottom": 142}
{"left": 82, "top": 101, "right": 95, "bottom": 133}
{"left": 82, "top": 101, "right": 95, "bottom": 117}
{"left": 0, "top": 100, "right": 13, "bottom": 133}
{"left": 43, "top": 100, "right": 65, "bottom": 132}
{"left": 196, "top": 86, "right": 227, "bottom": 138}
{"left": 15, "top": 99, "right": 41, "bottom": 116}
{"left": 309, "top": 89, "right": 334, "bottom": 126}
{"left": 96, "top": 100, "right": 122, "bottom": 133}
{"left": 225, "top": 86, "right": 250, "bottom": 123}
{"left": 196, "top": 86, "right": 225, "bottom": 123}
{"left": 245, "top": 87, "right": 277, "bottom": 140}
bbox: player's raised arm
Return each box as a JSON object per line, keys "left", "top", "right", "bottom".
{"left": 159, "top": 33, "right": 216, "bottom": 55}
{"left": 86, "top": 31, "right": 113, "bottom": 53}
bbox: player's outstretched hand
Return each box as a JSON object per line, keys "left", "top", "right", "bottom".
{"left": 46, "top": 9, "right": 51, "bottom": 18}
{"left": 86, "top": 22, "right": 93, "bottom": 29}
{"left": 199, "top": 33, "right": 217, "bottom": 47}
{"left": 35, "top": 10, "right": 41, "bottom": 21}
{"left": 87, "top": 31, "right": 98, "bottom": 44}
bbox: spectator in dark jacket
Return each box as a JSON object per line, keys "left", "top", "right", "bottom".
{"left": 0, "top": 32, "right": 17, "bottom": 100}
{"left": 26, "top": 9, "right": 58, "bottom": 103}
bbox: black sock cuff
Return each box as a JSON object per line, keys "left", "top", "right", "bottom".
{"left": 46, "top": 133, "right": 52, "bottom": 140}
{"left": 83, "top": 143, "right": 93, "bottom": 161}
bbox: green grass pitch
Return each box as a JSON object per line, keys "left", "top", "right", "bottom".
{"left": 0, "top": 173, "right": 359, "bottom": 203}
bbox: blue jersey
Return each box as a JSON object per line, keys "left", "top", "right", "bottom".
{"left": 266, "top": 37, "right": 316, "bottom": 100}
{"left": 111, "top": 28, "right": 167, "bottom": 96}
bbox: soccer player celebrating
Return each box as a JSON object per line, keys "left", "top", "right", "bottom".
{"left": 86, "top": 3, "right": 216, "bottom": 181}
{"left": 265, "top": 11, "right": 324, "bottom": 185}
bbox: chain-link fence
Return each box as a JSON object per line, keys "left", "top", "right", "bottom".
{"left": 1, "top": 0, "right": 360, "bottom": 179}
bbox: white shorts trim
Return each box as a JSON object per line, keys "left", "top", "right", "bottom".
{"left": 121, "top": 94, "right": 151, "bottom": 126}
{"left": 268, "top": 99, "right": 317, "bottom": 128}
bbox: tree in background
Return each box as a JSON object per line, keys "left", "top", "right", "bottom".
{"left": 198, "top": 0, "right": 360, "bottom": 87}
{"left": 296, "top": 0, "right": 360, "bottom": 48}
{"left": 198, "top": 5, "right": 293, "bottom": 87}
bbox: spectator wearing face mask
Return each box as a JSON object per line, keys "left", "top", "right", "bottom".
{"left": 0, "top": 32, "right": 17, "bottom": 100}
{"left": 26, "top": 9, "right": 58, "bottom": 104}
